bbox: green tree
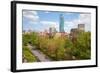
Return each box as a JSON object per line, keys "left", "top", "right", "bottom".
{"left": 22, "top": 34, "right": 31, "bottom": 46}
{"left": 72, "top": 32, "right": 91, "bottom": 59}
{"left": 64, "top": 37, "right": 73, "bottom": 60}
{"left": 54, "top": 37, "right": 66, "bottom": 60}
{"left": 23, "top": 32, "right": 39, "bottom": 46}
{"left": 30, "top": 32, "right": 39, "bottom": 46}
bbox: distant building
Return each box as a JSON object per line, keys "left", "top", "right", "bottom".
{"left": 54, "top": 32, "right": 62, "bottom": 38}
{"left": 70, "top": 24, "right": 85, "bottom": 43}
{"left": 54, "top": 32, "right": 68, "bottom": 38}
{"left": 49, "top": 27, "right": 56, "bottom": 34}
{"left": 49, "top": 27, "right": 57, "bottom": 38}
{"left": 70, "top": 28, "right": 79, "bottom": 43}
{"left": 59, "top": 14, "right": 65, "bottom": 32}
{"left": 78, "top": 24, "right": 85, "bottom": 31}
{"left": 38, "top": 30, "right": 49, "bottom": 37}
{"left": 70, "top": 28, "right": 78, "bottom": 37}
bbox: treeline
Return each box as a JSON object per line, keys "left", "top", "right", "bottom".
{"left": 22, "top": 31, "right": 91, "bottom": 62}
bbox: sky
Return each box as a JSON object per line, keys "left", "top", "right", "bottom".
{"left": 22, "top": 10, "right": 91, "bottom": 33}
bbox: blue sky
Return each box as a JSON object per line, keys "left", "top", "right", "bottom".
{"left": 23, "top": 10, "right": 91, "bottom": 33}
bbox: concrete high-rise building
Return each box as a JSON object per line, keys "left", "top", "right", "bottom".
{"left": 59, "top": 14, "right": 64, "bottom": 32}
{"left": 78, "top": 24, "right": 85, "bottom": 31}
{"left": 49, "top": 27, "right": 56, "bottom": 33}
{"left": 49, "top": 27, "right": 56, "bottom": 38}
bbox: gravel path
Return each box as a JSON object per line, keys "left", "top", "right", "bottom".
{"left": 27, "top": 44, "right": 51, "bottom": 62}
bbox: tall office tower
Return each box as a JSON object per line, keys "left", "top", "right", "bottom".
{"left": 78, "top": 24, "right": 85, "bottom": 31}
{"left": 59, "top": 14, "right": 64, "bottom": 32}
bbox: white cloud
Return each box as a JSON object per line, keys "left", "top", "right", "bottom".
{"left": 78, "top": 14, "right": 91, "bottom": 24}
{"left": 78, "top": 14, "right": 91, "bottom": 31}
{"left": 64, "top": 13, "right": 91, "bottom": 32}
{"left": 64, "top": 20, "right": 77, "bottom": 32}
{"left": 40, "top": 21, "right": 57, "bottom": 26}
{"left": 44, "top": 11, "right": 51, "bottom": 13}
{"left": 23, "top": 10, "right": 39, "bottom": 23}
{"left": 65, "top": 12, "right": 77, "bottom": 16}
{"left": 40, "top": 21, "right": 59, "bottom": 31}
{"left": 64, "top": 21, "right": 77, "bottom": 27}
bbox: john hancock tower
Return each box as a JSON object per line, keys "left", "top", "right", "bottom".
{"left": 59, "top": 14, "right": 65, "bottom": 32}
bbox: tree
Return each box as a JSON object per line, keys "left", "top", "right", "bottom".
{"left": 30, "top": 32, "right": 39, "bottom": 46}
{"left": 72, "top": 32, "right": 91, "bottom": 59}
{"left": 64, "top": 37, "right": 73, "bottom": 60}
{"left": 22, "top": 34, "right": 31, "bottom": 46}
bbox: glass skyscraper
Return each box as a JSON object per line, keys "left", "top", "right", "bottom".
{"left": 59, "top": 14, "right": 64, "bottom": 32}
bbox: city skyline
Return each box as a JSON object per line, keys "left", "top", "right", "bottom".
{"left": 23, "top": 10, "right": 91, "bottom": 33}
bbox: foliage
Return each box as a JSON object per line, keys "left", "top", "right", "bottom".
{"left": 23, "top": 32, "right": 39, "bottom": 46}
{"left": 30, "top": 32, "right": 39, "bottom": 46}
{"left": 22, "top": 31, "right": 91, "bottom": 61}
{"left": 23, "top": 46, "right": 37, "bottom": 62}
{"left": 72, "top": 32, "right": 91, "bottom": 59}
{"left": 22, "top": 34, "right": 31, "bottom": 46}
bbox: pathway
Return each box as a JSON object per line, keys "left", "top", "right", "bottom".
{"left": 27, "top": 44, "right": 51, "bottom": 62}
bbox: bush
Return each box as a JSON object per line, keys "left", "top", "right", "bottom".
{"left": 23, "top": 46, "right": 37, "bottom": 62}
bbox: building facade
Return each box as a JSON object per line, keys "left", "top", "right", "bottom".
{"left": 78, "top": 24, "right": 85, "bottom": 31}
{"left": 59, "top": 14, "right": 65, "bottom": 32}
